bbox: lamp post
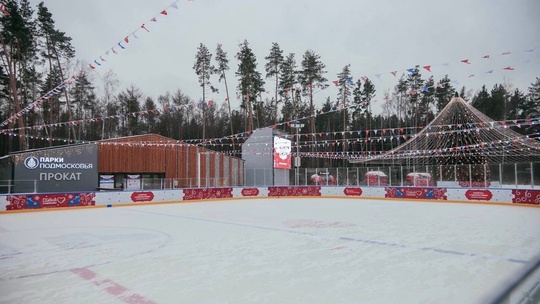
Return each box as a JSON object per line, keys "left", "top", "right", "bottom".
{"left": 290, "top": 121, "right": 304, "bottom": 186}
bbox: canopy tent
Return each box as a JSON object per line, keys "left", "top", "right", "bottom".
{"left": 350, "top": 97, "right": 540, "bottom": 166}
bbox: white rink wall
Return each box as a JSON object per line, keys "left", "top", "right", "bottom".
{"left": 1, "top": 186, "right": 539, "bottom": 211}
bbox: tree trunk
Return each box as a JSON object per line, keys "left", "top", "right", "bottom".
{"left": 0, "top": 34, "right": 27, "bottom": 150}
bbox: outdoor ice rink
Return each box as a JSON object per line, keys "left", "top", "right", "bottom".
{"left": 1, "top": 197, "right": 540, "bottom": 304}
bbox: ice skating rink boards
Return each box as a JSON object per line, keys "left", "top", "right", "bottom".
{"left": 1, "top": 197, "right": 539, "bottom": 304}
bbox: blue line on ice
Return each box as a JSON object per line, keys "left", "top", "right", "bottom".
{"left": 125, "top": 208, "right": 530, "bottom": 265}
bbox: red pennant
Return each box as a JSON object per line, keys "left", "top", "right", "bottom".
{"left": 461, "top": 59, "right": 470, "bottom": 64}
{"left": 503, "top": 66, "right": 514, "bottom": 70}
{"left": 482, "top": 55, "right": 490, "bottom": 59}
{"left": 391, "top": 71, "right": 397, "bottom": 77}
{"left": 161, "top": 10, "right": 168, "bottom": 15}
{"left": 124, "top": 36, "right": 129, "bottom": 43}
{"left": 423, "top": 65, "right": 431, "bottom": 72}
{"left": 333, "top": 80, "right": 339, "bottom": 86}
{"left": 89, "top": 64, "right": 95, "bottom": 70}
{"left": 141, "top": 24, "right": 150, "bottom": 32}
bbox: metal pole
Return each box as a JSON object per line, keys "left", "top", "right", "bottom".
{"left": 197, "top": 149, "right": 201, "bottom": 188}
{"left": 296, "top": 127, "right": 300, "bottom": 186}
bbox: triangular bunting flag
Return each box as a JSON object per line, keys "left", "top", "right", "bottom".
{"left": 391, "top": 71, "right": 397, "bottom": 77}
{"left": 141, "top": 24, "right": 150, "bottom": 32}
{"left": 124, "top": 36, "right": 129, "bottom": 43}
{"left": 161, "top": 10, "right": 168, "bottom": 15}
{"left": 461, "top": 59, "right": 470, "bottom": 64}
{"left": 503, "top": 66, "right": 514, "bottom": 70}
{"left": 423, "top": 65, "right": 431, "bottom": 72}
{"left": 118, "top": 42, "right": 125, "bottom": 49}
{"left": 170, "top": 2, "right": 179, "bottom": 9}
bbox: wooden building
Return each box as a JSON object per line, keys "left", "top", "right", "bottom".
{"left": 0, "top": 134, "right": 244, "bottom": 193}
{"left": 97, "top": 134, "right": 244, "bottom": 189}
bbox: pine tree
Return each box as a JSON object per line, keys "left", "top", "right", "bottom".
{"left": 37, "top": 2, "right": 75, "bottom": 141}
{"left": 0, "top": 0, "right": 39, "bottom": 150}
{"left": 214, "top": 43, "right": 233, "bottom": 135}
{"left": 404, "top": 66, "right": 423, "bottom": 130}
{"left": 193, "top": 43, "right": 214, "bottom": 140}
{"left": 70, "top": 70, "right": 96, "bottom": 140}
{"left": 117, "top": 85, "right": 142, "bottom": 136}
{"left": 279, "top": 53, "right": 297, "bottom": 118}
{"left": 264, "top": 42, "right": 284, "bottom": 126}
{"left": 434, "top": 75, "right": 456, "bottom": 113}
{"left": 298, "top": 50, "right": 327, "bottom": 136}
{"left": 100, "top": 70, "right": 120, "bottom": 139}
{"left": 419, "top": 76, "right": 435, "bottom": 126}
{"left": 235, "top": 40, "right": 264, "bottom": 132}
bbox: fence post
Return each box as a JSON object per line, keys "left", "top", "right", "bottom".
{"left": 499, "top": 163, "right": 503, "bottom": 188}
{"left": 34, "top": 180, "right": 37, "bottom": 193}
{"left": 400, "top": 166, "right": 404, "bottom": 186}
{"left": 469, "top": 164, "right": 472, "bottom": 188}
{"left": 484, "top": 163, "right": 487, "bottom": 187}
{"left": 530, "top": 162, "right": 534, "bottom": 189}
{"left": 515, "top": 163, "right": 518, "bottom": 188}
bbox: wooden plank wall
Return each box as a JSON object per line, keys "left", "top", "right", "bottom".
{"left": 99, "top": 142, "right": 242, "bottom": 187}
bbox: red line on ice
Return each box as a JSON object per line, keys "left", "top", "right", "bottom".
{"left": 71, "top": 268, "right": 155, "bottom": 304}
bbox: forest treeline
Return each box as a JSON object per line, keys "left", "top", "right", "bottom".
{"left": 1, "top": 1, "right": 539, "bottom": 166}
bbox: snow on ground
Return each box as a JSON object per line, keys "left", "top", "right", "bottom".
{"left": 1, "top": 198, "right": 539, "bottom": 304}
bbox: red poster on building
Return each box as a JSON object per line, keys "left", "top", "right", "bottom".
{"left": 273, "top": 136, "right": 291, "bottom": 169}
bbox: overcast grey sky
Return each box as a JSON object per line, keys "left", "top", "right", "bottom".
{"left": 37, "top": 0, "right": 540, "bottom": 114}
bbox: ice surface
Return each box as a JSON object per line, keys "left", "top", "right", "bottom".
{"left": 1, "top": 198, "right": 539, "bottom": 304}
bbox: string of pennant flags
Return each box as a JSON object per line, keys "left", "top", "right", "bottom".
{"left": 0, "top": 0, "right": 537, "bottom": 149}
{"left": 2, "top": 91, "right": 539, "bottom": 142}
{"left": 2, "top": 130, "right": 537, "bottom": 160}
{"left": 207, "top": 46, "right": 537, "bottom": 107}
{"left": 0, "top": 0, "right": 186, "bottom": 128}
{"left": 88, "top": 1, "right": 183, "bottom": 70}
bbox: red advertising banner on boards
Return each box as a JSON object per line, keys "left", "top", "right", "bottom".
{"left": 5, "top": 193, "right": 96, "bottom": 210}
{"left": 512, "top": 189, "right": 540, "bottom": 205}
{"left": 130, "top": 191, "right": 155, "bottom": 202}
{"left": 241, "top": 188, "right": 260, "bottom": 197}
{"left": 344, "top": 187, "right": 363, "bottom": 196}
{"left": 465, "top": 190, "right": 493, "bottom": 201}
{"left": 385, "top": 187, "right": 447, "bottom": 200}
